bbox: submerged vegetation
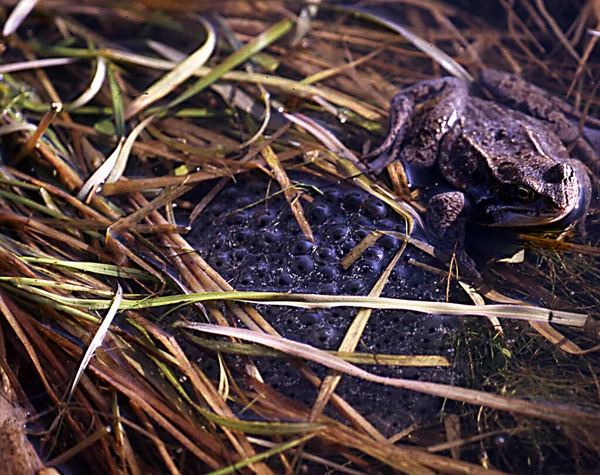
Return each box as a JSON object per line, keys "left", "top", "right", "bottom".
{"left": 0, "top": 0, "right": 598, "bottom": 472}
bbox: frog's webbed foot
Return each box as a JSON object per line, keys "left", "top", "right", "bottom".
{"left": 364, "top": 77, "right": 468, "bottom": 173}
{"left": 479, "top": 69, "right": 600, "bottom": 130}
{"left": 427, "top": 191, "right": 481, "bottom": 280}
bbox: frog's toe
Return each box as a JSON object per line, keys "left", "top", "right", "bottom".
{"left": 454, "top": 251, "right": 482, "bottom": 281}
{"left": 401, "top": 143, "right": 438, "bottom": 167}
{"left": 432, "top": 246, "right": 482, "bottom": 282}
{"left": 364, "top": 139, "right": 404, "bottom": 174}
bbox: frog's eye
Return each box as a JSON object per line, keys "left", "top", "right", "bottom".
{"left": 516, "top": 186, "right": 535, "bottom": 203}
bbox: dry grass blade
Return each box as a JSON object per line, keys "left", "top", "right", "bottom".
{"left": 529, "top": 321, "right": 585, "bottom": 354}
{"left": 67, "top": 284, "right": 122, "bottom": 401}
{"left": 3, "top": 0, "right": 38, "bottom": 37}
{"left": 183, "top": 323, "right": 600, "bottom": 427}
{"left": 206, "top": 433, "right": 317, "bottom": 475}
{"left": 22, "top": 288, "right": 588, "bottom": 326}
{"left": 124, "top": 18, "right": 216, "bottom": 119}
{"left": 46, "top": 426, "right": 111, "bottom": 468}
{"left": 165, "top": 17, "right": 295, "bottom": 111}
{"left": 91, "top": 50, "right": 380, "bottom": 119}
{"left": 262, "top": 145, "right": 314, "bottom": 242}
{"left": 0, "top": 123, "right": 37, "bottom": 135}
{"left": 14, "top": 102, "right": 62, "bottom": 164}
{"left": 77, "top": 112, "right": 155, "bottom": 200}
{"left": 341, "top": 5, "right": 474, "bottom": 81}
{"left": 107, "top": 63, "right": 125, "bottom": 137}
{"left": 162, "top": 291, "right": 585, "bottom": 327}
{"left": 232, "top": 293, "right": 586, "bottom": 326}
{"left": 238, "top": 91, "right": 272, "bottom": 148}
{"left": 66, "top": 57, "right": 107, "bottom": 111}
{"left": 519, "top": 233, "right": 600, "bottom": 257}
{"left": 76, "top": 137, "right": 124, "bottom": 201}
{"left": 184, "top": 332, "right": 448, "bottom": 366}
{"left": 535, "top": 0, "right": 581, "bottom": 62}
{"left": 106, "top": 113, "right": 157, "bottom": 183}
{"left": 0, "top": 57, "right": 77, "bottom": 74}
{"left": 21, "top": 257, "right": 160, "bottom": 280}
{"left": 1, "top": 2, "right": 599, "bottom": 472}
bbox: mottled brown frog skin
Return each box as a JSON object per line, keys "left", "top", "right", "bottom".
{"left": 365, "top": 70, "right": 594, "bottom": 275}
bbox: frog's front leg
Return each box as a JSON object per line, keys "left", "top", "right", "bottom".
{"left": 479, "top": 69, "right": 600, "bottom": 170}
{"left": 427, "top": 191, "right": 479, "bottom": 278}
{"left": 364, "top": 77, "right": 469, "bottom": 173}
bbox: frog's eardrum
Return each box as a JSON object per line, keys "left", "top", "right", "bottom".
{"left": 186, "top": 172, "right": 464, "bottom": 433}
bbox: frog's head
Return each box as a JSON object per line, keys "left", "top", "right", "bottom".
{"left": 484, "top": 156, "right": 584, "bottom": 227}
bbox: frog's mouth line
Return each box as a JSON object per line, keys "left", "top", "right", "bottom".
{"left": 485, "top": 200, "right": 578, "bottom": 227}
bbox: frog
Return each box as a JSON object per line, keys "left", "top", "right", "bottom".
{"left": 363, "top": 69, "right": 595, "bottom": 277}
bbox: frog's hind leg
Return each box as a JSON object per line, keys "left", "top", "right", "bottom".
{"left": 480, "top": 69, "right": 600, "bottom": 129}
{"left": 571, "top": 127, "right": 600, "bottom": 175}
{"left": 480, "top": 69, "right": 600, "bottom": 172}
{"left": 364, "top": 77, "right": 469, "bottom": 174}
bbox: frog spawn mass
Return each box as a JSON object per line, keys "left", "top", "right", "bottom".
{"left": 186, "top": 172, "right": 463, "bottom": 433}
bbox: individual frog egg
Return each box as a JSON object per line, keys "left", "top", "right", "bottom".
{"left": 356, "top": 259, "right": 382, "bottom": 276}
{"left": 363, "top": 245, "right": 384, "bottom": 261}
{"left": 225, "top": 210, "right": 248, "bottom": 226}
{"left": 320, "top": 282, "right": 338, "bottom": 294}
{"left": 339, "top": 235, "right": 358, "bottom": 255}
{"left": 314, "top": 244, "right": 337, "bottom": 264}
{"left": 210, "top": 251, "right": 231, "bottom": 270}
{"left": 353, "top": 215, "right": 373, "bottom": 229}
{"left": 290, "top": 255, "right": 314, "bottom": 274}
{"left": 306, "top": 202, "right": 331, "bottom": 224}
{"left": 255, "top": 262, "right": 270, "bottom": 278}
{"left": 211, "top": 232, "right": 227, "bottom": 250}
{"left": 315, "top": 264, "right": 336, "bottom": 281}
{"left": 344, "top": 279, "right": 365, "bottom": 294}
{"left": 299, "top": 310, "right": 323, "bottom": 326}
{"left": 342, "top": 190, "right": 366, "bottom": 212}
{"left": 353, "top": 227, "right": 371, "bottom": 240}
{"left": 378, "top": 233, "right": 399, "bottom": 250}
{"left": 230, "top": 227, "right": 253, "bottom": 245}
{"left": 257, "top": 228, "right": 281, "bottom": 248}
{"left": 252, "top": 209, "right": 278, "bottom": 227}
{"left": 325, "top": 224, "right": 349, "bottom": 242}
{"left": 219, "top": 187, "right": 241, "bottom": 203}
{"left": 364, "top": 198, "right": 388, "bottom": 219}
{"left": 288, "top": 237, "right": 314, "bottom": 256}
{"left": 237, "top": 272, "right": 255, "bottom": 287}
{"left": 322, "top": 187, "right": 342, "bottom": 206}
{"left": 276, "top": 271, "right": 293, "bottom": 287}
{"left": 309, "top": 325, "right": 342, "bottom": 349}
{"left": 232, "top": 248, "right": 249, "bottom": 263}
{"left": 248, "top": 180, "right": 268, "bottom": 197}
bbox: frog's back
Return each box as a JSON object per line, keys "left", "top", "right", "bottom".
{"left": 463, "top": 97, "right": 569, "bottom": 162}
